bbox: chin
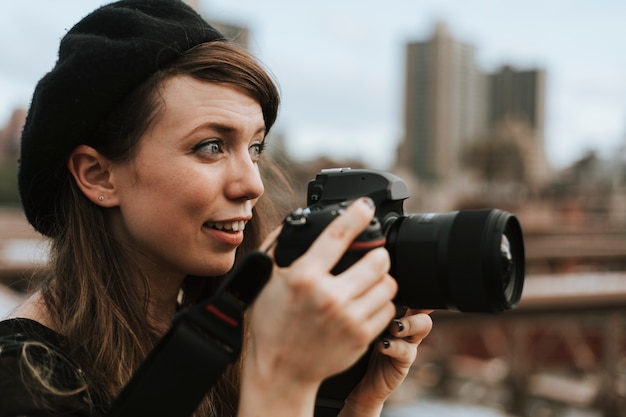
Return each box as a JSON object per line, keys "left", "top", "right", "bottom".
{"left": 200, "top": 255, "right": 237, "bottom": 277}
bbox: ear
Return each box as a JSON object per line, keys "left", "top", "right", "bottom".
{"left": 67, "top": 144, "right": 119, "bottom": 207}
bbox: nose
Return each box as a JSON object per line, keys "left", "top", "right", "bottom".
{"left": 225, "top": 154, "right": 264, "bottom": 201}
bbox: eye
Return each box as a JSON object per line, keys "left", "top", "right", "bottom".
{"left": 192, "top": 139, "right": 222, "bottom": 157}
{"left": 249, "top": 141, "right": 267, "bottom": 162}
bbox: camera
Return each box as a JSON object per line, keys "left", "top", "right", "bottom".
{"left": 274, "top": 168, "right": 525, "bottom": 416}
{"left": 275, "top": 167, "right": 525, "bottom": 312}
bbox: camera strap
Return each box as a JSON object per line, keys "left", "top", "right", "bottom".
{"left": 108, "top": 250, "right": 273, "bottom": 417}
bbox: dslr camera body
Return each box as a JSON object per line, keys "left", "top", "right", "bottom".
{"left": 274, "top": 168, "right": 525, "bottom": 416}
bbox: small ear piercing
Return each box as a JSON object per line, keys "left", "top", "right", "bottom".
{"left": 98, "top": 195, "right": 105, "bottom": 201}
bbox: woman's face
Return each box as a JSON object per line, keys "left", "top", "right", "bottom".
{"left": 109, "top": 75, "right": 265, "bottom": 280}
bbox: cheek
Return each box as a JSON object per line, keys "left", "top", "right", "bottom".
{"left": 136, "top": 167, "right": 226, "bottom": 231}
{"left": 124, "top": 160, "right": 201, "bottom": 204}
{"left": 115, "top": 168, "right": 188, "bottom": 229}
{"left": 112, "top": 156, "right": 225, "bottom": 236}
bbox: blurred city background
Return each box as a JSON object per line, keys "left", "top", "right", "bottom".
{"left": 1, "top": 1, "right": 625, "bottom": 416}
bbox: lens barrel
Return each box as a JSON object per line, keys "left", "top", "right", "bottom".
{"left": 386, "top": 209, "right": 525, "bottom": 313}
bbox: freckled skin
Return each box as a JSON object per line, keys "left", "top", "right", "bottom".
{"left": 108, "top": 76, "right": 265, "bottom": 283}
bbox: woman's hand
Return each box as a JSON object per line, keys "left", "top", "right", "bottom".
{"left": 339, "top": 309, "right": 433, "bottom": 417}
{"left": 238, "top": 197, "right": 398, "bottom": 417}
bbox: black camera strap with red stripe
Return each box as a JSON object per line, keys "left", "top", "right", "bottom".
{"left": 108, "top": 250, "right": 273, "bottom": 417}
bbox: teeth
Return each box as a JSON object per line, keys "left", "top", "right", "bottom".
{"left": 207, "top": 220, "right": 246, "bottom": 232}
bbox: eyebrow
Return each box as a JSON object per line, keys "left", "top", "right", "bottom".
{"left": 189, "top": 122, "right": 267, "bottom": 138}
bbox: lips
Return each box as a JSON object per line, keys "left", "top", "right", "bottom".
{"left": 204, "top": 220, "right": 247, "bottom": 232}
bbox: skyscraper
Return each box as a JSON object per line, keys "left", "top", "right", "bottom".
{"left": 397, "top": 22, "right": 549, "bottom": 186}
{"left": 487, "top": 66, "right": 550, "bottom": 186}
{"left": 489, "top": 65, "right": 545, "bottom": 136}
{"left": 397, "top": 22, "right": 487, "bottom": 183}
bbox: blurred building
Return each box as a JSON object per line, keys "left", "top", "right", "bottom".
{"left": 397, "top": 22, "right": 486, "bottom": 183}
{"left": 488, "top": 66, "right": 545, "bottom": 135}
{"left": 184, "top": 0, "right": 250, "bottom": 48}
{"left": 0, "top": 108, "right": 25, "bottom": 158}
{"left": 487, "top": 66, "right": 550, "bottom": 186}
{"left": 396, "top": 22, "right": 550, "bottom": 188}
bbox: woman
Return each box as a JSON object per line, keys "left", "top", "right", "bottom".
{"left": 0, "top": 1, "right": 432, "bottom": 416}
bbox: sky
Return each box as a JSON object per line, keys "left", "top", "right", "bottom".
{"left": 1, "top": 0, "right": 625, "bottom": 170}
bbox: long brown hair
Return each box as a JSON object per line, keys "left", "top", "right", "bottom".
{"left": 36, "top": 41, "right": 286, "bottom": 417}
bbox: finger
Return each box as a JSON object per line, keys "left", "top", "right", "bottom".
{"left": 347, "top": 271, "right": 397, "bottom": 330}
{"left": 335, "top": 247, "right": 392, "bottom": 300}
{"left": 338, "top": 293, "right": 396, "bottom": 348}
{"left": 363, "top": 297, "right": 398, "bottom": 339}
{"left": 388, "top": 312, "right": 433, "bottom": 342}
{"left": 328, "top": 251, "right": 397, "bottom": 342}
{"left": 376, "top": 337, "right": 419, "bottom": 367}
{"left": 294, "top": 197, "right": 375, "bottom": 272}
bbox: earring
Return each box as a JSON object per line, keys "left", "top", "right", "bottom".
{"left": 98, "top": 195, "right": 105, "bottom": 201}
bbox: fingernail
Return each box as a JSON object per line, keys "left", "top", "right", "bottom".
{"left": 382, "top": 339, "right": 390, "bottom": 349}
{"left": 394, "top": 319, "right": 404, "bottom": 333}
{"left": 360, "top": 197, "right": 375, "bottom": 209}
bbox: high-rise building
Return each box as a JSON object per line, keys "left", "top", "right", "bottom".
{"left": 397, "top": 22, "right": 549, "bottom": 186}
{"left": 487, "top": 66, "right": 550, "bottom": 186}
{"left": 489, "top": 66, "right": 545, "bottom": 135}
{"left": 397, "top": 22, "right": 487, "bottom": 183}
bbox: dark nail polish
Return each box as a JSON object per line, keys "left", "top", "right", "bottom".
{"left": 394, "top": 319, "right": 404, "bottom": 333}
{"left": 382, "top": 339, "right": 390, "bottom": 349}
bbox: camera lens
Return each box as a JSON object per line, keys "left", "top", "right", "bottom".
{"left": 499, "top": 219, "right": 524, "bottom": 309}
{"left": 385, "top": 209, "right": 525, "bottom": 313}
{"left": 500, "top": 235, "right": 514, "bottom": 291}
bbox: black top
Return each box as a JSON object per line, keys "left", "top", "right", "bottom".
{"left": 0, "top": 318, "right": 102, "bottom": 417}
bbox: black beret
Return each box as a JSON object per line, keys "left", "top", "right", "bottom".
{"left": 18, "top": 0, "right": 224, "bottom": 237}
